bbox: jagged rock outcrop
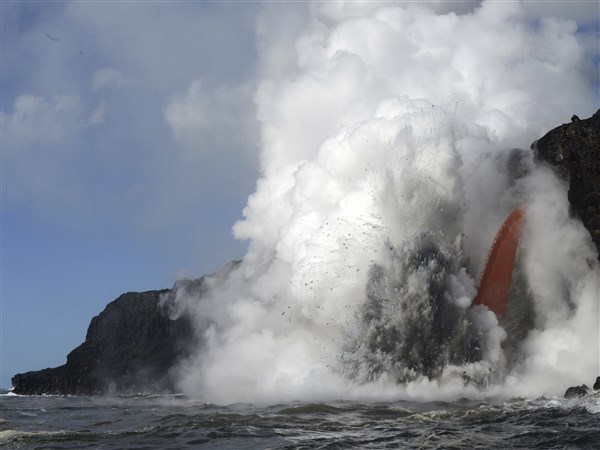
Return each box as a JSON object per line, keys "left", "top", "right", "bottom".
{"left": 11, "top": 289, "right": 196, "bottom": 395}
{"left": 535, "top": 112, "right": 600, "bottom": 399}
{"left": 564, "top": 376, "right": 600, "bottom": 398}
{"left": 564, "top": 384, "right": 590, "bottom": 398}
{"left": 533, "top": 110, "right": 600, "bottom": 257}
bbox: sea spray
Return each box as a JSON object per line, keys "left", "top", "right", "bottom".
{"left": 171, "top": 1, "right": 599, "bottom": 404}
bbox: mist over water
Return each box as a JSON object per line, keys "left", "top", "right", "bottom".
{"left": 171, "top": 1, "right": 599, "bottom": 404}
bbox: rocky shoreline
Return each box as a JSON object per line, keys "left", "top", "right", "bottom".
{"left": 11, "top": 289, "right": 197, "bottom": 395}
{"left": 564, "top": 377, "right": 600, "bottom": 398}
{"left": 11, "top": 111, "right": 600, "bottom": 396}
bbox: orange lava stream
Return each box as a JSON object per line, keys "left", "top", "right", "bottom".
{"left": 472, "top": 206, "right": 525, "bottom": 320}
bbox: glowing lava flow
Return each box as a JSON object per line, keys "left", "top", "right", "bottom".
{"left": 472, "top": 206, "right": 525, "bottom": 320}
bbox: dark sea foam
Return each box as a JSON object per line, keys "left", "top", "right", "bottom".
{"left": 1, "top": 392, "right": 599, "bottom": 449}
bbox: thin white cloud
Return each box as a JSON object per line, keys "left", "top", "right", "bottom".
{"left": 3, "top": 1, "right": 258, "bottom": 236}
{"left": 92, "top": 68, "right": 129, "bottom": 91}
{"left": 88, "top": 103, "right": 106, "bottom": 125}
{"left": 164, "top": 81, "right": 212, "bottom": 143}
{"left": 164, "top": 80, "right": 258, "bottom": 156}
{"left": 523, "top": 0, "right": 600, "bottom": 24}
{"left": 3, "top": 94, "right": 82, "bottom": 151}
{"left": 65, "top": 2, "right": 258, "bottom": 93}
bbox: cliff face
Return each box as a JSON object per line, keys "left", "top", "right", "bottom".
{"left": 533, "top": 110, "right": 600, "bottom": 257}
{"left": 11, "top": 289, "right": 196, "bottom": 395}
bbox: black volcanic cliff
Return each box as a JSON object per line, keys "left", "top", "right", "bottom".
{"left": 12, "top": 289, "right": 196, "bottom": 395}
{"left": 533, "top": 110, "right": 600, "bottom": 257}
{"left": 11, "top": 112, "right": 600, "bottom": 395}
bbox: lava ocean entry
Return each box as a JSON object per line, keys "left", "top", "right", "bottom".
{"left": 473, "top": 206, "right": 526, "bottom": 321}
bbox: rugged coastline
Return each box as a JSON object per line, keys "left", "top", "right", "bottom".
{"left": 533, "top": 110, "right": 600, "bottom": 258}
{"left": 11, "top": 289, "right": 196, "bottom": 395}
{"left": 11, "top": 111, "right": 600, "bottom": 396}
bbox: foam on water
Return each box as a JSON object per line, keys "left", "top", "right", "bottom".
{"left": 1, "top": 394, "right": 598, "bottom": 448}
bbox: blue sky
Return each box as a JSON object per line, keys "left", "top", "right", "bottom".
{"left": 1, "top": 1, "right": 261, "bottom": 388}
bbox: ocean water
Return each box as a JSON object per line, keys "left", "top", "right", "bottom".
{"left": 2, "top": 392, "right": 599, "bottom": 449}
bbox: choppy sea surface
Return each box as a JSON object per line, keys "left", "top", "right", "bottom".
{"left": 1, "top": 391, "right": 599, "bottom": 449}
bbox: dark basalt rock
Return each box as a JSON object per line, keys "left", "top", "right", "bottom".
{"left": 12, "top": 262, "right": 240, "bottom": 396}
{"left": 532, "top": 110, "right": 600, "bottom": 258}
{"left": 534, "top": 112, "right": 600, "bottom": 397}
{"left": 11, "top": 289, "right": 197, "bottom": 395}
{"left": 564, "top": 384, "right": 590, "bottom": 398}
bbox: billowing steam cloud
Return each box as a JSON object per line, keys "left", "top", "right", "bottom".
{"left": 169, "top": 1, "right": 599, "bottom": 404}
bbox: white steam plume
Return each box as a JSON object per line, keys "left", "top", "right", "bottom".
{"left": 170, "top": 1, "right": 599, "bottom": 404}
